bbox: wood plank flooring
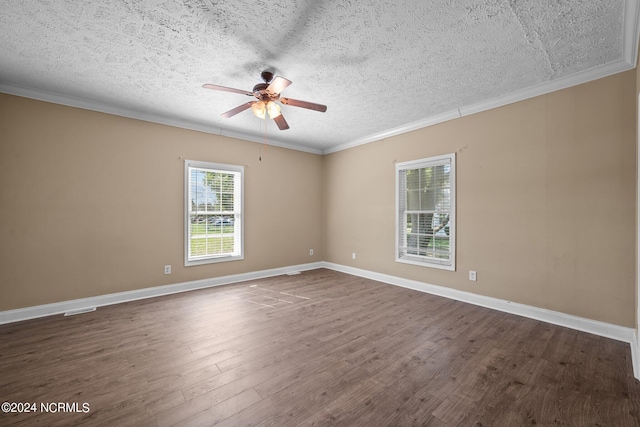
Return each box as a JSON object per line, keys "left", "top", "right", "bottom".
{"left": 1, "top": 268, "right": 639, "bottom": 426}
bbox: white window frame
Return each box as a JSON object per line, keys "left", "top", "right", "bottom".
{"left": 184, "top": 160, "right": 244, "bottom": 266}
{"left": 395, "top": 153, "right": 456, "bottom": 271}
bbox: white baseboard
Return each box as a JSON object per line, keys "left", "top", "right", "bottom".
{"left": 2, "top": 261, "right": 638, "bottom": 380}
{"left": 0, "top": 262, "right": 323, "bottom": 325}
{"left": 323, "top": 262, "right": 640, "bottom": 379}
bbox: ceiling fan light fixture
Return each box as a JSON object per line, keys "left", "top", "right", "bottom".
{"left": 266, "top": 101, "right": 281, "bottom": 119}
{"left": 204, "top": 71, "right": 327, "bottom": 129}
{"left": 251, "top": 101, "right": 266, "bottom": 119}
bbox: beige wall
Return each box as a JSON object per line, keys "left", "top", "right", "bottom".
{"left": 0, "top": 93, "right": 323, "bottom": 311}
{"left": 324, "top": 71, "right": 637, "bottom": 327}
{"left": 1, "top": 70, "right": 637, "bottom": 328}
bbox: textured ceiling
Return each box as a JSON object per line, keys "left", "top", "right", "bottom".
{"left": 0, "top": 1, "right": 638, "bottom": 154}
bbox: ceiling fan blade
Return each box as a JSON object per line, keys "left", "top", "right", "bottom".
{"left": 266, "top": 76, "right": 292, "bottom": 96}
{"left": 280, "top": 97, "right": 327, "bottom": 112}
{"left": 203, "top": 84, "right": 253, "bottom": 96}
{"left": 273, "top": 113, "right": 290, "bottom": 130}
{"left": 221, "top": 102, "right": 254, "bottom": 118}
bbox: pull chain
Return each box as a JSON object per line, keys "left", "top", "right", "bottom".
{"left": 260, "top": 118, "right": 269, "bottom": 161}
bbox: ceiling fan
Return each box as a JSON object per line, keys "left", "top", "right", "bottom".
{"left": 203, "top": 70, "right": 327, "bottom": 130}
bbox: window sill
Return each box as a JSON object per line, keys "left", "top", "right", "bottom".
{"left": 396, "top": 256, "right": 455, "bottom": 271}
{"left": 185, "top": 254, "right": 244, "bottom": 267}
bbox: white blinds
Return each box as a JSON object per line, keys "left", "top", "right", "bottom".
{"left": 186, "top": 161, "right": 242, "bottom": 263}
{"left": 397, "top": 154, "right": 455, "bottom": 269}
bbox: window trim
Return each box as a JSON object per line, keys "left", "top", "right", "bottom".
{"left": 395, "top": 153, "right": 456, "bottom": 271}
{"left": 184, "top": 160, "right": 244, "bottom": 266}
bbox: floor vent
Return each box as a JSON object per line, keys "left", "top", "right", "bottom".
{"left": 286, "top": 271, "right": 301, "bottom": 276}
{"left": 64, "top": 307, "right": 96, "bottom": 316}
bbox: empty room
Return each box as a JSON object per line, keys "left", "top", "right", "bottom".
{"left": 1, "top": 1, "right": 640, "bottom": 426}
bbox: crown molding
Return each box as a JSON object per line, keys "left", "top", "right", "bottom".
{"left": 322, "top": 109, "right": 462, "bottom": 155}
{"left": 459, "top": 60, "right": 634, "bottom": 118}
{"left": 324, "top": 58, "right": 635, "bottom": 155}
{"left": 1, "top": 1, "right": 638, "bottom": 157}
{"left": 624, "top": 0, "right": 640, "bottom": 67}
{"left": 324, "top": 0, "right": 640, "bottom": 154}
{"left": 0, "top": 83, "right": 324, "bottom": 155}
{"left": 1, "top": 55, "right": 634, "bottom": 159}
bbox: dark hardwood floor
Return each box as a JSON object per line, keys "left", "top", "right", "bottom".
{"left": 1, "top": 268, "right": 639, "bottom": 426}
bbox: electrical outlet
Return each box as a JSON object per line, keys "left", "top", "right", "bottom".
{"left": 469, "top": 270, "right": 477, "bottom": 281}
{"left": 309, "top": 249, "right": 314, "bottom": 256}
{"left": 352, "top": 253, "right": 356, "bottom": 260}
{"left": 164, "top": 265, "right": 171, "bottom": 275}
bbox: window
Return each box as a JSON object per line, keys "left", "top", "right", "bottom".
{"left": 185, "top": 160, "right": 243, "bottom": 266}
{"left": 396, "top": 153, "right": 455, "bottom": 270}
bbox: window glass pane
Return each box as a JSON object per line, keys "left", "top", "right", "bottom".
{"left": 407, "top": 189, "right": 420, "bottom": 210}
{"left": 406, "top": 232, "right": 418, "bottom": 255}
{"left": 221, "top": 194, "right": 234, "bottom": 211}
{"left": 417, "top": 213, "right": 433, "bottom": 235}
{"left": 406, "top": 169, "right": 419, "bottom": 190}
{"left": 439, "top": 191, "right": 450, "bottom": 211}
{"left": 405, "top": 213, "right": 413, "bottom": 233}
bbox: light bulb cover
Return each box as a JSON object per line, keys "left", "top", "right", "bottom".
{"left": 266, "top": 101, "right": 281, "bottom": 119}
{"left": 251, "top": 101, "right": 266, "bottom": 119}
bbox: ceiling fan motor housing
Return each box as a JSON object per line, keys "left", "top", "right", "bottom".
{"left": 253, "top": 82, "right": 278, "bottom": 101}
